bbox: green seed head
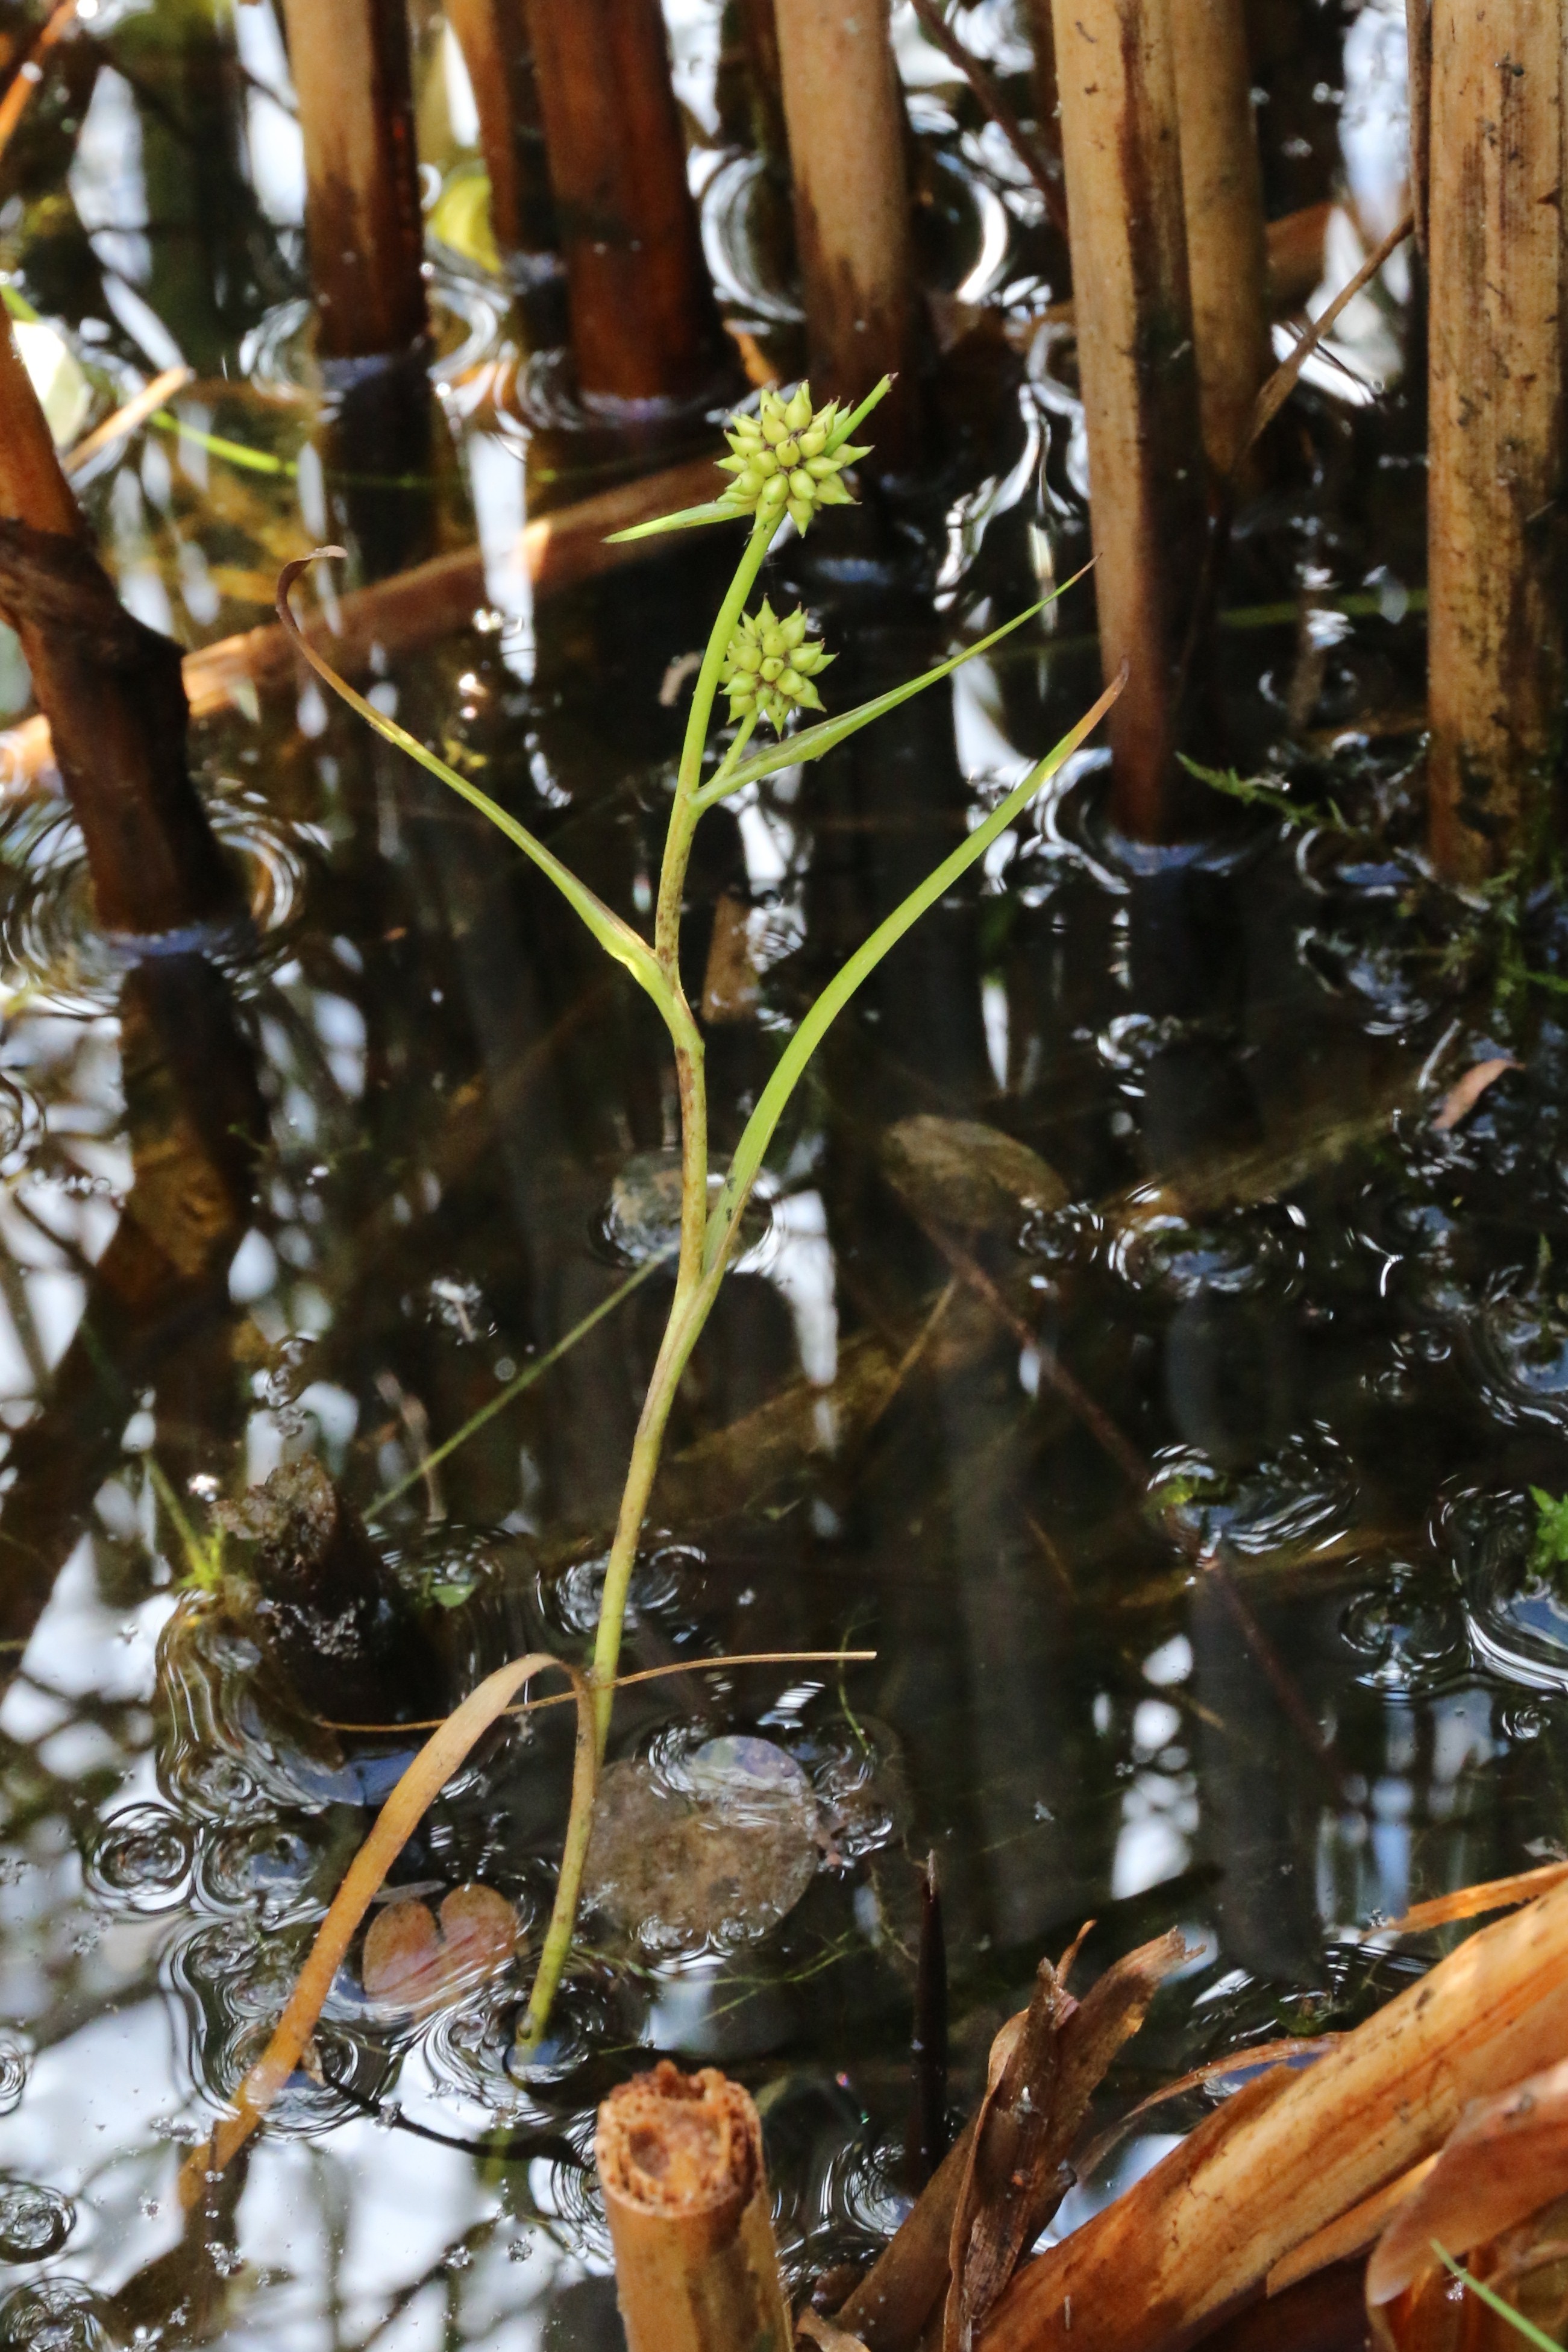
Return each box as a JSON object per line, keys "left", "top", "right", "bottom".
{"left": 719, "top": 599, "right": 835, "bottom": 734}
{"left": 715, "top": 382, "right": 868, "bottom": 530}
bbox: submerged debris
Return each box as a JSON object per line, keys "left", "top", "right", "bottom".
{"left": 582, "top": 1735, "right": 820, "bottom": 1951}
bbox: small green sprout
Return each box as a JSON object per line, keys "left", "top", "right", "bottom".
{"left": 715, "top": 381, "right": 867, "bottom": 533}
{"left": 1530, "top": 1486, "right": 1568, "bottom": 1579}
{"left": 721, "top": 599, "right": 833, "bottom": 732}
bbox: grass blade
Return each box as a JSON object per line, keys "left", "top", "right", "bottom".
{"left": 277, "top": 556, "right": 671, "bottom": 1012}
{"left": 1433, "top": 2246, "right": 1561, "bottom": 2352}
{"left": 604, "top": 497, "right": 739, "bottom": 545}
{"left": 704, "top": 670, "right": 1123, "bottom": 1271}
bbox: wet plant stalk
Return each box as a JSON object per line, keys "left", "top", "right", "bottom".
{"left": 278, "top": 376, "right": 1119, "bottom": 2066}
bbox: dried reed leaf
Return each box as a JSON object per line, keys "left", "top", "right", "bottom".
{"left": 1076, "top": 2035, "right": 1344, "bottom": 2188}
{"left": 1369, "top": 2061, "right": 1568, "bottom": 2308}
{"left": 1267, "top": 2157, "right": 1437, "bottom": 2295}
{"left": 1377, "top": 1861, "right": 1568, "bottom": 1937}
{"left": 798, "top": 2311, "right": 872, "bottom": 2351}
{"left": 979, "top": 1874, "right": 1568, "bottom": 2352}
{"left": 839, "top": 1931, "right": 1182, "bottom": 2352}
{"left": 945, "top": 1958, "right": 1075, "bottom": 2352}
{"left": 178, "top": 1650, "right": 592, "bottom": 2196}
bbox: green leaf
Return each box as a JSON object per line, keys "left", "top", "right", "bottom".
{"left": 1432, "top": 2246, "right": 1562, "bottom": 2352}
{"left": 604, "top": 497, "right": 742, "bottom": 545}
{"left": 703, "top": 669, "right": 1123, "bottom": 1272}
{"left": 694, "top": 584, "right": 1083, "bottom": 810}
{"left": 823, "top": 375, "right": 894, "bottom": 453}
{"left": 277, "top": 555, "right": 673, "bottom": 1014}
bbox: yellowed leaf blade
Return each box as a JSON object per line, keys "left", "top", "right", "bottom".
{"left": 180, "top": 1650, "right": 591, "bottom": 2195}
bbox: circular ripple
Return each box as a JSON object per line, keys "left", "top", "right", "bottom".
{"left": 0, "top": 1074, "right": 43, "bottom": 1176}
{"left": 0, "top": 2033, "right": 31, "bottom": 2117}
{"left": 86, "top": 1804, "right": 194, "bottom": 1913}
{"left": 239, "top": 283, "right": 502, "bottom": 406}
{"left": 0, "top": 2183, "right": 74, "bottom": 2263}
{"left": 198, "top": 1820, "right": 328, "bottom": 1926}
{"left": 0, "top": 2281, "right": 111, "bottom": 2352}
{"left": 1109, "top": 1204, "right": 1302, "bottom": 1303}
{"left": 549, "top": 1542, "right": 704, "bottom": 1639}
{"left": 0, "top": 797, "right": 307, "bottom": 1016}
{"left": 1449, "top": 1490, "right": 1568, "bottom": 1693}
{"left": 1146, "top": 1427, "right": 1356, "bottom": 1559}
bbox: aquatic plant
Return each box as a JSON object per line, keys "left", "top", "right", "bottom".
{"left": 273, "top": 379, "right": 1118, "bottom": 2065}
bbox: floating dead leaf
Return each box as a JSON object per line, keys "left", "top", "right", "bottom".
{"left": 361, "top": 1882, "right": 518, "bottom": 2014}
{"left": 583, "top": 1737, "right": 819, "bottom": 1951}
{"left": 880, "top": 1115, "right": 1069, "bottom": 1234}
{"left": 1369, "top": 2058, "right": 1568, "bottom": 2309}
{"left": 1433, "top": 1058, "right": 1521, "bottom": 1134}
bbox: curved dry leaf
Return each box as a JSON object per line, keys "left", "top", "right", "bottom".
{"left": 1432, "top": 1058, "right": 1521, "bottom": 1135}
{"left": 178, "top": 1649, "right": 592, "bottom": 2196}
{"left": 1369, "top": 2059, "right": 1568, "bottom": 2306}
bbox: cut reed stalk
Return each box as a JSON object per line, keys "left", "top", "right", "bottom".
{"left": 1426, "top": 0, "right": 1564, "bottom": 882}
{"left": 521, "top": 0, "right": 729, "bottom": 406}
{"left": 444, "top": 0, "right": 556, "bottom": 263}
{"left": 1048, "top": 0, "right": 1209, "bottom": 838}
{"left": 979, "top": 1872, "right": 1568, "bottom": 2351}
{"left": 0, "top": 316, "right": 237, "bottom": 935}
{"left": 773, "top": 0, "right": 915, "bottom": 417}
{"left": 277, "top": 0, "right": 426, "bottom": 359}
{"left": 1168, "top": 0, "right": 1271, "bottom": 480}
{"left": 595, "top": 2063, "right": 794, "bottom": 2352}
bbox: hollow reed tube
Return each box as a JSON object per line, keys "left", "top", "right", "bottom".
{"left": 1168, "top": 0, "right": 1270, "bottom": 481}
{"left": 773, "top": 0, "right": 915, "bottom": 415}
{"left": 595, "top": 2063, "right": 794, "bottom": 2352}
{"left": 1049, "top": 0, "right": 1210, "bottom": 840}
{"left": 277, "top": 0, "right": 427, "bottom": 359}
{"left": 1426, "top": 0, "right": 1564, "bottom": 882}
{"left": 0, "top": 317, "right": 237, "bottom": 936}
{"left": 522, "top": 0, "right": 729, "bottom": 407}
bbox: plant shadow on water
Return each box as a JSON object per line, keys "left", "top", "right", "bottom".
{"left": 0, "top": 1, "right": 1564, "bottom": 2347}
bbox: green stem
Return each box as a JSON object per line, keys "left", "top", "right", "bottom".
{"left": 654, "top": 510, "right": 778, "bottom": 972}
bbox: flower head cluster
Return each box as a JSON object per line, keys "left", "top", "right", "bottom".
{"left": 715, "top": 382, "right": 870, "bottom": 533}
{"left": 721, "top": 599, "right": 833, "bottom": 732}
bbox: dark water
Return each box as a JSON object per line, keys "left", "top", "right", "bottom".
{"left": 0, "top": 3, "right": 1562, "bottom": 2346}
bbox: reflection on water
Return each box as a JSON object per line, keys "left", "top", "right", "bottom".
{"left": 0, "top": 1, "right": 1561, "bottom": 2345}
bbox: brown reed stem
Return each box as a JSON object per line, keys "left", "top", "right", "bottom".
{"left": 1168, "top": 0, "right": 1271, "bottom": 482}
{"left": 1425, "top": 0, "right": 1564, "bottom": 882}
{"left": 907, "top": 0, "right": 1067, "bottom": 236}
{"left": 773, "top": 0, "right": 916, "bottom": 422}
{"left": 522, "top": 0, "right": 729, "bottom": 407}
{"left": 595, "top": 2064, "right": 794, "bottom": 2352}
{"left": 1049, "top": 0, "right": 1209, "bottom": 840}
{"left": 277, "top": 0, "right": 427, "bottom": 359}
{"left": 444, "top": 0, "right": 556, "bottom": 262}
{"left": 0, "top": 316, "right": 237, "bottom": 935}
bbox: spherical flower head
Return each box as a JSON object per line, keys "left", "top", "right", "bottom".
{"left": 713, "top": 381, "right": 871, "bottom": 533}
{"left": 720, "top": 598, "right": 835, "bottom": 732}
